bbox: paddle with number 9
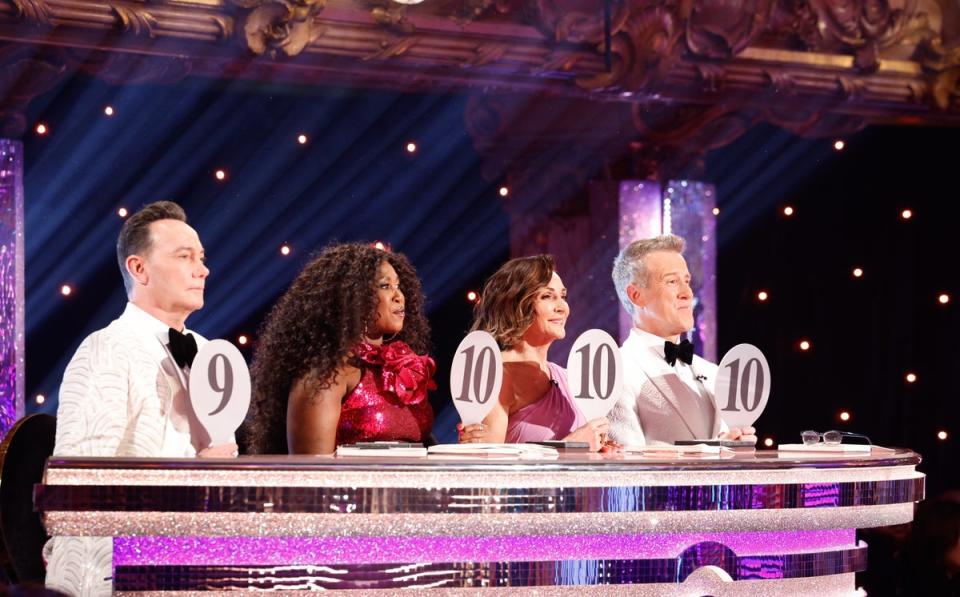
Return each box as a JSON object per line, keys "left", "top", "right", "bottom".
{"left": 189, "top": 339, "right": 251, "bottom": 447}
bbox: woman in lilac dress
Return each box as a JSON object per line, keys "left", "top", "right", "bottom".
{"left": 457, "top": 255, "right": 611, "bottom": 451}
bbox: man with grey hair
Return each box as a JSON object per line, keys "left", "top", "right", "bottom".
{"left": 607, "top": 234, "right": 756, "bottom": 446}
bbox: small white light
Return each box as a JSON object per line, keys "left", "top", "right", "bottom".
{"left": 799, "top": 339, "right": 811, "bottom": 351}
{"left": 35, "top": 123, "right": 48, "bottom": 135}
{"left": 466, "top": 290, "right": 478, "bottom": 302}
{"left": 373, "top": 241, "right": 386, "bottom": 251}
{"left": 839, "top": 411, "right": 851, "bottom": 422}
{"left": 712, "top": 207, "right": 720, "bottom": 216}
{"left": 937, "top": 430, "right": 948, "bottom": 441}
{"left": 901, "top": 209, "right": 913, "bottom": 220}
{"left": 215, "top": 169, "right": 227, "bottom": 181}
{"left": 783, "top": 206, "right": 795, "bottom": 216}
{"left": 104, "top": 106, "right": 115, "bottom": 116}
{"left": 36, "top": 394, "right": 45, "bottom": 405}
{"left": 405, "top": 142, "right": 417, "bottom": 153}
{"left": 763, "top": 438, "right": 774, "bottom": 447}
{"left": 60, "top": 284, "right": 72, "bottom": 297}
{"left": 117, "top": 207, "right": 128, "bottom": 218}
{"left": 833, "top": 140, "right": 845, "bottom": 151}
{"left": 238, "top": 335, "right": 248, "bottom": 346}
{"left": 498, "top": 186, "right": 509, "bottom": 197}
{"left": 938, "top": 293, "right": 950, "bottom": 305}
{"left": 297, "top": 134, "right": 308, "bottom": 145}
{"left": 757, "top": 290, "right": 769, "bottom": 302}
{"left": 905, "top": 372, "right": 917, "bottom": 383}
{"left": 280, "top": 244, "right": 291, "bottom": 256}
{"left": 852, "top": 267, "right": 863, "bottom": 278}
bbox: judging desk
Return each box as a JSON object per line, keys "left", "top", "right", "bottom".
{"left": 35, "top": 449, "right": 924, "bottom": 595}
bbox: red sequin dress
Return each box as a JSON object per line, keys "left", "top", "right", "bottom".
{"left": 335, "top": 341, "right": 437, "bottom": 445}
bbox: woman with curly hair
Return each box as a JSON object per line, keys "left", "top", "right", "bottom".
{"left": 457, "top": 255, "right": 613, "bottom": 452}
{"left": 244, "top": 243, "right": 436, "bottom": 454}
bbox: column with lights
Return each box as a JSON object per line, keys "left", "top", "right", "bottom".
{"left": 0, "top": 51, "right": 72, "bottom": 435}
{"left": 0, "top": 140, "right": 25, "bottom": 435}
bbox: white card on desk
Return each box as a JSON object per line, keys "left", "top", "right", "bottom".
{"left": 336, "top": 446, "right": 428, "bottom": 457}
{"left": 777, "top": 444, "right": 894, "bottom": 456}
{"left": 622, "top": 444, "right": 733, "bottom": 456}
{"left": 428, "top": 443, "right": 559, "bottom": 459}
{"left": 778, "top": 443, "right": 871, "bottom": 452}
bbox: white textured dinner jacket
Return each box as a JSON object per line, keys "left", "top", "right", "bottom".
{"left": 47, "top": 302, "right": 208, "bottom": 596}
{"left": 608, "top": 327, "right": 728, "bottom": 446}
{"left": 53, "top": 301, "right": 209, "bottom": 458}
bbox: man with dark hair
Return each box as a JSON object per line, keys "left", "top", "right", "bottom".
{"left": 54, "top": 200, "right": 220, "bottom": 456}
{"left": 116, "top": 200, "right": 188, "bottom": 295}
{"left": 47, "top": 201, "right": 234, "bottom": 594}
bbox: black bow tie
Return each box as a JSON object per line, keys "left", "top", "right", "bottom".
{"left": 664, "top": 339, "right": 694, "bottom": 366}
{"left": 168, "top": 328, "right": 198, "bottom": 369}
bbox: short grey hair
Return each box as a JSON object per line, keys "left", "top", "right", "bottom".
{"left": 612, "top": 234, "right": 686, "bottom": 315}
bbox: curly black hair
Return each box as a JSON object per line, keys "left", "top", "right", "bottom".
{"left": 243, "top": 243, "right": 431, "bottom": 454}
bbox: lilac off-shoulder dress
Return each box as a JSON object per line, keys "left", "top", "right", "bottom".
{"left": 504, "top": 362, "right": 586, "bottom": 443}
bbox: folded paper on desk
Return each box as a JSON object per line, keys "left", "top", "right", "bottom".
{"left": 428, "top": 443, "right": 559, "bottom": 459}
{"left": 622, "top": 444, "right": 733, "bottom": 456}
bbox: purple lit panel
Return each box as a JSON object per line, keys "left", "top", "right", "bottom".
{"left": 113, "top": 529, "right": 855, "bottom": 566}
{"left": 664, "top": 180, "right": 717, "bottom": 362}
{"left": 617, "top": 180, "right": 663, "bottom": 342}
{"left": 614, "top": 180, "right": 716, "bottom": 358}
{"left": 0, "top": 140, "right": 25, "bottom": 436}
{"left": 802, "top": 483, "right": 842, "bottom": 507}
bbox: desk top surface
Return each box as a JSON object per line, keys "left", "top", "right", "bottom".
{"left": 45, "top": 447, "right": 920, "bottom": 473}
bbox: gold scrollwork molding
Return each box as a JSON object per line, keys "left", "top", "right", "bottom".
{"left": 111, "top": 4, "right": 159, "bottom": 37}
{"left": 776, "top": 0, "right": 933, "bottom": 72}
{"left": 9, "top": 0, "right": 52, "bottom": 25}
{"left": 681, "top": 0, "right": 774, "bottom": 58}
{"left": 915, "top": 37, "right": 960, "bottom": 110}
{"left": 230, "top": 0, "right": 326, "bottom": 57}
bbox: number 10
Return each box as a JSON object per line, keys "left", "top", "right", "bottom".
{"left": 722, "top": 357, "right": 764, "bottom": 412}
{"left": 453, "top": 345, "right": 497, "bottom": 404}
{"left": 574, "top": 343, "right": 615, "bottom": 400}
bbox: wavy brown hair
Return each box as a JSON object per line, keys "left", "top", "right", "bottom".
{"left": 470, "top": 255, "right": 555, "bottom": 350}
{"left": 243, "top": 243, "right": 431, "bottom": 454}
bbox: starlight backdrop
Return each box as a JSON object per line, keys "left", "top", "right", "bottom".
{"left": 14, "top": 75, "right": 958, "bottom": 492}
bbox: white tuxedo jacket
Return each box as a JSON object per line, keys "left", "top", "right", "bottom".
{"left": 608, "top": 328, "right": 728, "bottom": 446}
{"left": 48, "top": 302, "right": 209, "bottom": 596}
{"left": 53, "top": 302, "right": 210, "bottom": 458}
